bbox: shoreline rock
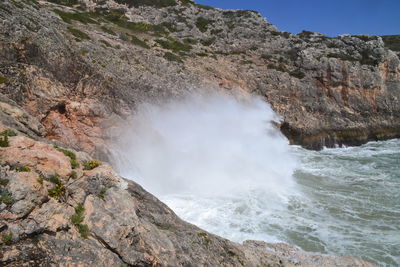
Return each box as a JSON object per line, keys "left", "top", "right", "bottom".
{"left": 0, "top": 132, "right": 376, "bottom": 266}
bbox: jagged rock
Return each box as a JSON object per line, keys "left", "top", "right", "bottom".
{"left": 0, "top": 94, "right": 45, "bottom": 138}
{"left": 0, "top": 134, "right": 375, "bottom": 266}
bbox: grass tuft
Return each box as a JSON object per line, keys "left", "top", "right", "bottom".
{"left": 0, "top": 188, "right": 13, "bottom": 205}
{"left": 2, "top": 232, "right": 12, "bottom": 245}
{"left": 70, "top": 203, "right": 89, "bottom": 238}
{"left": 69, "top": 170, "right": 77, "bottom": 179}
{"left": 0, "top": 76, "right": 10, "bottom": 84}
{"left": 97, "top": 188, "right": 108, "bottom": 199}
{"left": 0, "top": 129, "right": 17, "bottom": 137}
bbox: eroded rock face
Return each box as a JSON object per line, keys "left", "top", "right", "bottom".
{"left": 0, "top": 0, "right": 399, "bottom": 153}
{"left": 0, "top": 130, "right": 376, "bottom": 266}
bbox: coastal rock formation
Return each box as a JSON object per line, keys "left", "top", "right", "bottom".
{"left": 0, "top": 0, "right": 399, "bottom": 153}
{"left": 0, "top": 129, "right": 376, "bottom": 266}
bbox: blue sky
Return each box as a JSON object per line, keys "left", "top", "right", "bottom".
{"left": 196, "top": 0, "right": 399, "bottom": 37}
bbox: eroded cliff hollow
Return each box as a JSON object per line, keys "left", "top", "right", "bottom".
{"left": 0, "top": 0, "right": 399, "bottom": 155}
{"left": 0, "top": 126, "right": 376, "bottom": 266}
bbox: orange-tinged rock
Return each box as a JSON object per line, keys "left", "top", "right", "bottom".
{"left": 0, "top": 136, "right": 72, "bottom": 177}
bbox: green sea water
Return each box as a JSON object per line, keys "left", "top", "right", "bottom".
{"left": 164, "top": 139, "right": 400, "bottom": 266}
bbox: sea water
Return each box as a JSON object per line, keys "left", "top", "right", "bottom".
{"left": 112, "top": 93, "right": 400, "bottom": 266}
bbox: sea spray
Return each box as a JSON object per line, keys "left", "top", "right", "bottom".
{"left": 110, "top": 92, "right": 400, "bottom": 265}
{"left": 111, "top": 92, "right": 298, "bottom": 199}
{"left": 110, "top": 92, "right": 299, "bottom": 244}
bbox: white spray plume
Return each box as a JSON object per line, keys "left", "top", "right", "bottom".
{"left": 111, "top": 92, "right": 298, "bottom": 199}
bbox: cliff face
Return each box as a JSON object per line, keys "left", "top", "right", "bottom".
{"left": 0, "top": 0, "right": 399, "bottom": 155}
{"left": 0, "top": 126, "right": 376, "bottom": 266}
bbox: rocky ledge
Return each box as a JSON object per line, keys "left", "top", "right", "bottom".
{"left": 0, "top": 127, "right": 376, "bottom": 266}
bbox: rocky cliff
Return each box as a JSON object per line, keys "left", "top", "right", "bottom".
{"left": 0, "top": 126, "right": 375, "bottom": 266}
{"left": 0, "top": 0, "right": 399, "bottom": 155}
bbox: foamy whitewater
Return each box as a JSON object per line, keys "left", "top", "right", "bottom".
{"left": 111, "top": 93, "right": 400, "bottom": 267}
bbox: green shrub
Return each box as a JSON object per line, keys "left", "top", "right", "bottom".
{"left": 159, "top": 21, "right": 179, "bottom": 33}
{"left": 211, "top": 29, "right": 223, "bottom": 35}
{"left": 156, "top": 38, "right": 191, "bottom": 52}
{"left": 354, "top": 35, "right": 375, "bottom": 42}
{"left": 0, "top": 5, "right": 12, "bottom": 14}
{"left": 359, "top": 50, "right": 378, "bottom": 66}
{"left": 57, "top": 148, "right": 79, "bottom": 169}
{"left": 0, "top": 129, "right": 17, "bottom": 137}
{"left": 0, "top": 76, "right": 9, "bottom": 84}
{"left": 299, "top": 30, "right": 314, "bottom": 39}
{"left": 15, "top": 166, "right": 31, "bottom": 172}
{"left": 197, "top": 232, "right": 212, "bottom": 246}
{"left": 97, "top": 188, "right": 108, "bottom": 199}
{"left": 163, "top": 52, "right": 182, "bottom": 62}
{"left": 0, "top": 179, "right": 9, "bottom": 186}
{"left": 290, "top": 70, "right": 306, "bottom": 79}
{"left": 37, "top": 176, "right": 44, "bottom": 184}
{"left": 69, "top": 171, "right": 78, "bottom": 179}
{"left": 261, "top": 54, "right": 273, "bottom": 60}
{"left": 48, "top": 174, "right": 61, "bottom": 184}
{"left": 195, "top": 17, "right": 214, "bottom": 33}
{"left": 240, "top": 60, "right": 253, "bottom": 65}
{"left": 131, "top": 36, "right": 150, "bottom": 49}
{"left": 53, "top": 9, "right": 98, "bottom": 24}
{"left": 183, "top": 38, "right": 198, "bottom": 45}
{"left": 381, "top": 35, "right": 400, "bottom": 52}
{"left": 0, "top": 188, "right": 13, "bottom": 205}
{"left": 113, "top": 0, "right": 177, "bottom": 8}
{"left": 71, "top": 205, "right": 84, "bottom": 225}
{"left": 327, "top": 53, "right": 357, "bottom": 62}
{"left": 75, "top": 203, "right": 85, "bottom": 214}
{"left": 195, "top": 3, "right": 213, "bottom": 10}
{"left": 70, "top": 212, "right": 84, "bottom": 225}
{"left": 178, "top": 0, "right": 192, "bottom": 4}
{"left": 83, "top": 160, "right": 101, "bottom": 170}
{"left": 47, "top": 0, "right": 78, "bottom": 7}
{"left": 119, "top": 33, "right": 129, "bottom": 42}
{"left": 67, "top": 26, "right": 90, "bottom": 40}
{"left": 2, "top": 232, "right": 12, "bottom": 245}
{"left": 267, "top": 63, "right": 288, "bottom": 73}
{"left": 196, "top": 53, "right": 208, "bottom": 57}
{"left": 70, "top": 159, "right": 79, "bottom": 169}
{"left": 100, "top": 26, "right": 116, "bottom": 35}
{"left": 105, "top": 13, "right": 153, "bottom": 33}
{"left": 230, "top": 50, "right": 246, "bottom": 55}
{"left": 200, "top": 37, "right": 215, "bottom": 46}
{"left": 0, "top": 135, "right": 8, "bottom": 147}
{"left": 78, "top": 224, "right": 89, "bottom": 238}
